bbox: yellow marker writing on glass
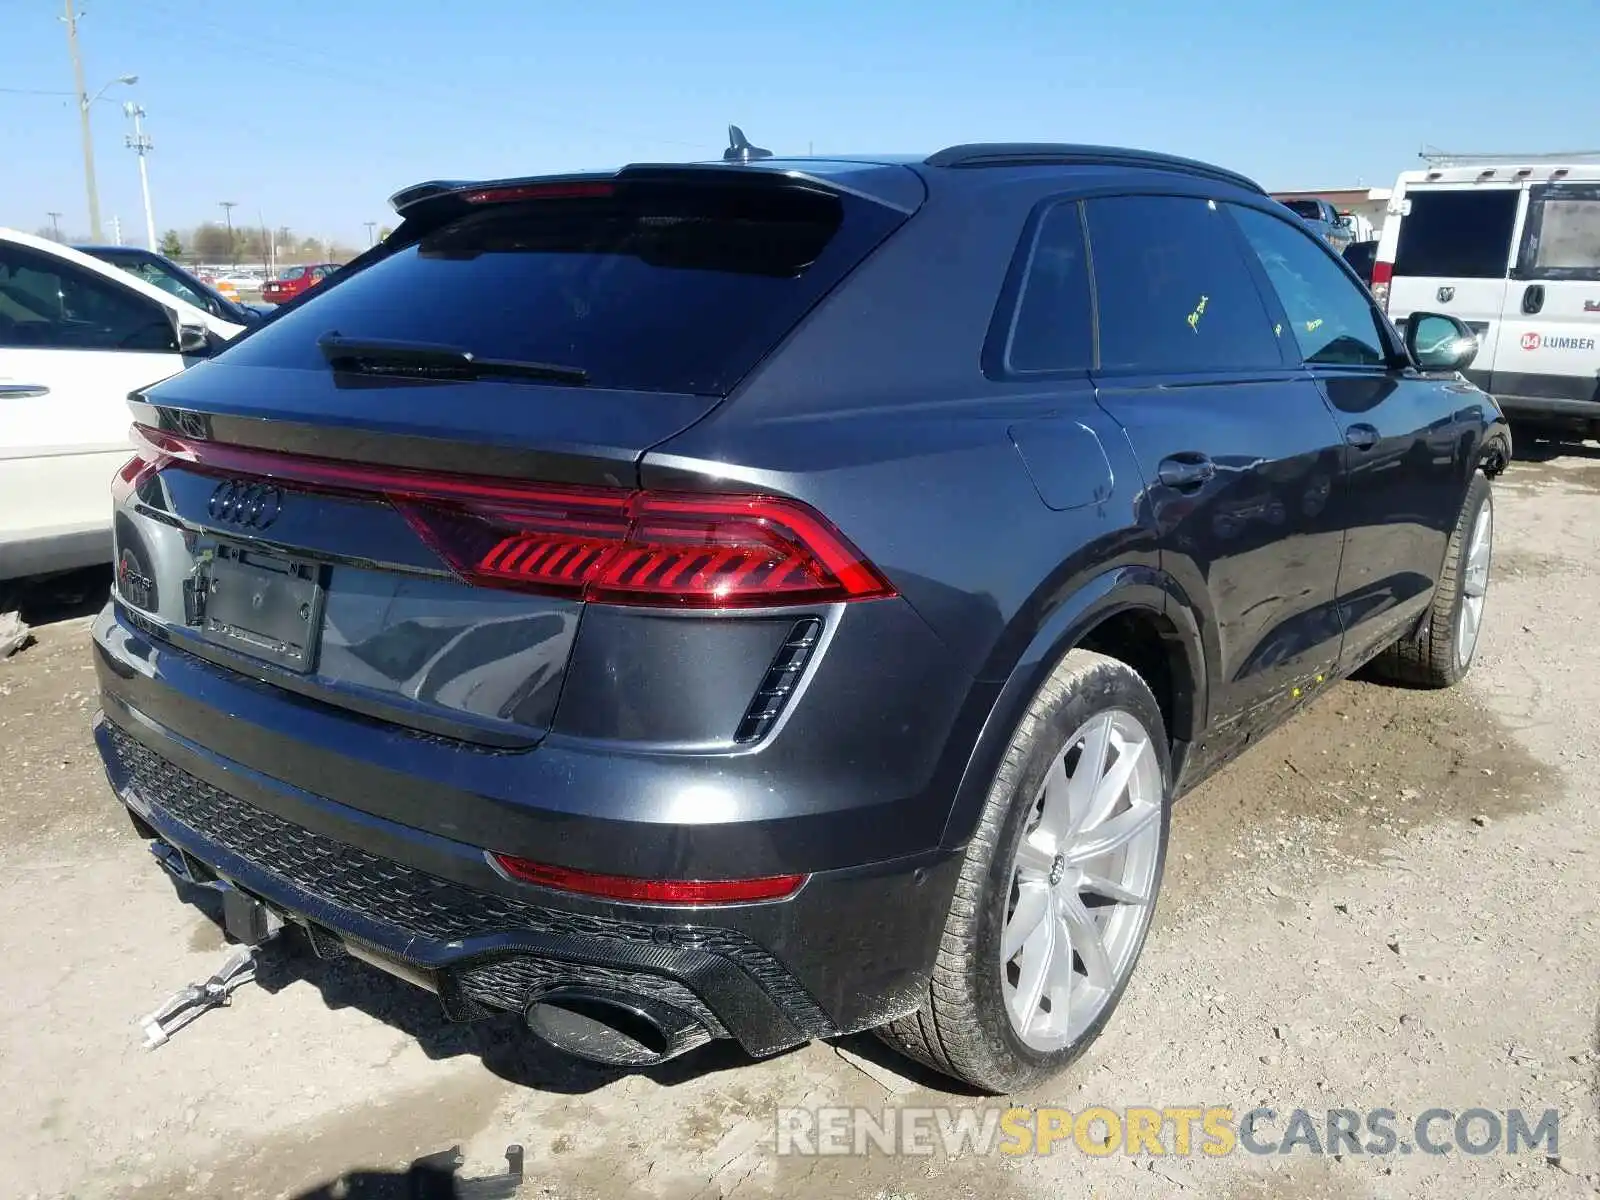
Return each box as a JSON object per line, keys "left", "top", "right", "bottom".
{"left": 1187, "top": 294, "right": 1209, "bottom": 333}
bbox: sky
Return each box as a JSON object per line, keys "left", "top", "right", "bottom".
{"left": 2, "top": 0, "right": 1596, "bottom": 247}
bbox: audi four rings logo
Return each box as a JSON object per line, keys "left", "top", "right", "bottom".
{"left": 208, "top": 480, "right": 283, "bottom": 529}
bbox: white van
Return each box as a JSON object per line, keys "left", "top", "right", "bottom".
{"left": 1373, "top": 158, "right": 1600, "bottom": 436}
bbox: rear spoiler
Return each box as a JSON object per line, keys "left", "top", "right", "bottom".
{"left": 388, "top": 162, "right": 925, "bottom": 220}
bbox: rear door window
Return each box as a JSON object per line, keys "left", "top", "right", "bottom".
{"left": 1232, "top": 206, "right": 1389, "bottom": 367}
{"left": 1084, "top": 195, "right": 1284, "bottom": 373}
{"left": 1393, "top": 189, "right": 1520, "bottom": 278}
{"left": 219, "top": 182, "right": 904, "bottom": 395}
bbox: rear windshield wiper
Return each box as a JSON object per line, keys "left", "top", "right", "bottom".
{"left": 316, "top": 333, "right": 588, "bottom": 386}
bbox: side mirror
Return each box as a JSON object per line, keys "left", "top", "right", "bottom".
{"left": 168, "top": 309, "right": 212, "bottom": 356}
{"left": 1405, "top": 312, "right": 1479, "bottom": 373}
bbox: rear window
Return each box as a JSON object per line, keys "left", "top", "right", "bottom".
{"left": 1393, "top": 189, "right": 1519, "bottom": 278}
{"left": 219, "top": 182, "right": 902, "bottom": 394}
{"left": 279, "top": 266, "right": 307, "bottom": 279}
{"left": 1283, "top": 200, "right": 1322, "bottom": 220}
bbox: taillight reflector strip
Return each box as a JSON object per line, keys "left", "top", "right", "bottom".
{"left": 130, "top": 425, "right": 895, "bottom": 608}
{"left": 490, "top": 853, "right": 806, "bottom": 904}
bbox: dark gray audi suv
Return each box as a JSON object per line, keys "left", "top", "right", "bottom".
{"left": 94, "top": 142, "right": 1509, "bottom": 1092}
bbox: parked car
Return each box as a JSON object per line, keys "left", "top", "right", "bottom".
{"left": 77, "top": 245, "right": 271, "bottom": 325}
{"left": 260, "top": 262, "right": 339, "bottom": 304}
{"left": 1281, "top": 197, "right": 1355, "bottom": 254}
{"left": 92, "top": 143, "right": 1508, "bottom": 1093}
{"left": 1372, "top": 158, "right": 1600, "bottom": 440}
{"left": 0, "top": 229, "right": 245, "bottom": 581}
{"left": 1343, "top": 238, "right": 1379, "bottom": 286}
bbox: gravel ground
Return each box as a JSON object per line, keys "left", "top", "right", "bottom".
{"left": 2, "top": 448, "right": 1598, "bottom": 1199}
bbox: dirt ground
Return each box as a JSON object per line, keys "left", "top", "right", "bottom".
{"left": 4, "top": 448, "right": 1600, "bottom": 1199}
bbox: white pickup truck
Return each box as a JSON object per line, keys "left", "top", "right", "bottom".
{"left": 0, "top": 229, "right": 246, "bottom": 581}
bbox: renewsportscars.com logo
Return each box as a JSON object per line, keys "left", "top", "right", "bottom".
{"left": 775, "top": 1106, "right": 1561, "bottom": 1159}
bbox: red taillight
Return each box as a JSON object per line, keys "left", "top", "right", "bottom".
{"left": 111, "top": 447, "right": 167, "bottom": 505}
{"left": 463, "top": 181, "right": 615, "bottom": 204}
{"left": 130, "top": 426, "right": 896, "bottom": 608}
{"left": 490, "top": 853, "right": 806, "bottom": 904}
{"left": 1370, "top": 260, "right": 1393, "bottom": 311}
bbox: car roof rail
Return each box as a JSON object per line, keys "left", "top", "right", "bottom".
{"left": 923, "top": 143, "right": 1265, "bottom": 193}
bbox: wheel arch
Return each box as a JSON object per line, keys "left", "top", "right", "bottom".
{"left": 938, "top": 565, "right": 1207, "bottom": 850}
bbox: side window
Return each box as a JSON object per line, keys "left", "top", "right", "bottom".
{"left": 1001, "top": 201, "right": 1094, "bottom": 373}
{"left": 1393, "top": 189, "right": 1519, "bottom": 279}
{"left": 1084, "top": 195, "right": 1283, "bottom": 372}
{"left": 1525, "top": 186, "right": 1600, "bottom": 276}
{"left": 1231, "top": 205, "right": 1388, "bottom": 368}
{"left": 0, "top": 245, "right": 176, "bottom": 353}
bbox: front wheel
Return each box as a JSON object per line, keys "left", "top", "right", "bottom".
{"left": 877, "top": 650, "right": 1171, "bottom": 1094}
{"left": 1369, "top": 471, "right": 1493, "bottom": 688}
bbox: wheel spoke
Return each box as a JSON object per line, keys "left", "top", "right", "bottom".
{"left": 1014, "top": 831, "right": 1056, "bottom": 877}
{"left": 1077, "top": 870, "right": 1150, "bottom": 906}
{"left": 1009, "top": 911, "right": 1055, "bottom": 1029}
{"left": 1064, "top": 799, "right": 1159, "bottom": 864}
{"left": 1003, "top": 881, "right": 1050, "bottom": 961}
{"left": 1061, "top": 714, "right": 1114, "bottom": 839}
{"left": 1079, "top": 732, "right": 1148, "bottom": 836}
{"left": 1043, "top": 913, "right": 1077, "bottom": 1014}
{"left": 1059, "top": 891, "right": 1115, "bottom": 990}
{"left": 1033, "top": 754, "right": 1074, "bottom": 840}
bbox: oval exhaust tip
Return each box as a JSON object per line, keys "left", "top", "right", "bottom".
{"left": 525, "top": 989, "right": 679, "bottom": 1068}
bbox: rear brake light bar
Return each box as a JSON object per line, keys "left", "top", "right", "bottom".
{"left": 490, "top": 853, "right": 806, "bottom": 904}
{"left": 463, "top": 181, "right": 616, "bottom": 204}
{"left": 130, "top": 425, "right": 895, "bottom": 609}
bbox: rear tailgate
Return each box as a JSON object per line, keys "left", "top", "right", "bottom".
{"left": 111, "top": 168, "right": 915, "bottom": 746}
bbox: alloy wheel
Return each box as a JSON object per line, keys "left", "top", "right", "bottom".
{"left": 1000, "top": 708, "right": 1164, "bottom": 1051}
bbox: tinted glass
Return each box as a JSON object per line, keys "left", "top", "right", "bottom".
{"left": 116, "top": 259, "right": 211, "bottom": 310}
{"left": 221, "top": 184, "right": 899, "bottom": 394}
{"left": 1283, "top": 200, "right": 1322, "bottom": 220}
{"left": 1342, "top": 239, "right": 1378, "bottom": 283}
{"left": 1531, "top": 194, "right": 1600, "bottom": 270}
{"left": 1084, "top": 195, "right": 1282, "bottom": 372}
{"left": 1005, "top": 202, "right": 1093, "bottom": 372}
{"left": 1393, "top": 189, "right": 1519, "bottom": 278}
{"left": 1232, "top": 206, "right": 1388, "bottom": 367}
{"left": 0, "top": 244, "right": 176, "bottom": 352}
{"left": 280, "top": 266, "right": 307, "bottom": 279}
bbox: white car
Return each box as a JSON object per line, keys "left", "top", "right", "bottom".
{"left": 1372, "top": 157, "right": 1600, "bottom": 439}
{"left": 0, "top": 229, "right": 245, "bottom": 581}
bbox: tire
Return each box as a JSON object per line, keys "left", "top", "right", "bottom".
{"left": 877, "top": 649, "right": 1172, "bottom": 1094}
{"left": 1368, "top": 471, "right": 1493, "bottom": 688}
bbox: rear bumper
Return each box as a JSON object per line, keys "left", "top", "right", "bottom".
{"left": 93, "top": 613, "right": 965, "bottom": 1052}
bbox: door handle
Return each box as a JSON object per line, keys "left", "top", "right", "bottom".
{"left": 0, "top": 383, "right": 50, "bottom": 399}
{"left": 1345, "top": 423, "right": 1380, "bottom": 451}
{"left": 1521, "top": 284, "right": 1545, "bottom": 315}
{"left": 1157, "top": 454, "right": 1215, "bottom": 490}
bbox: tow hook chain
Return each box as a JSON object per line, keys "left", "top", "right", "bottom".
{"left": 139, "top": 944, "right": 260, "bottom": 1049}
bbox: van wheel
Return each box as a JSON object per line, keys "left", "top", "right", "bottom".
{"left": 1369, "top": 472, "right": 1493, "bottom": 688}
{"left": 877, "top": 650, "right": 1170, "bottom": 1094}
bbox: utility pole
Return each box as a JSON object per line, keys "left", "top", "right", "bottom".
{"left": 46, "top": 212, "right": 63, "bottom": 240}
{"left": 124, "top": 103, "right": 156, "bottom": 251}
{"left": 219, "top": 200, "right": 238, "bottom": 264}
{"left": 62, "top": 2, "right": 101, "bottom": 240}
{"left": 364, "top": 221, "right": 376, "bottom": 247}
{"left": 258, "top": 210, "right": 272, "bottom": 277}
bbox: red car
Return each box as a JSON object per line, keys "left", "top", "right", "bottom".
{"left": 261, "top": 262, "right": 340, "bottom": 304}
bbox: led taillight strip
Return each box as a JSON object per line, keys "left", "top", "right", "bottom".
{"left": 127, "top": 424, "right": 896, "bottom": 609}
